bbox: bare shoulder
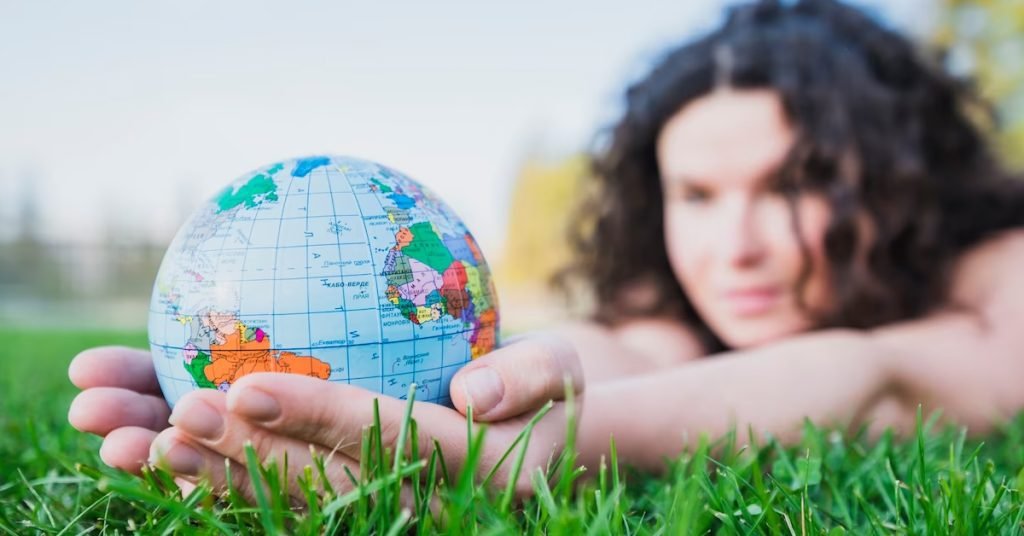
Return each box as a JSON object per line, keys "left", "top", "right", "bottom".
{"left": 950, "top": 228, "right": 1024, "bottom": 311}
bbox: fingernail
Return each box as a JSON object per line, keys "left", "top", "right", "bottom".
{"left": 231, "top": 387, "right": 281, "bottom": 422}
{"left": 462, "top": 367, "right": 504, "bottom": 415}
{"left": 150, "top": 436, "right": 203, "bottom": 476}
{"left": 170, "top": 399, "right": 224, "bottom": 440}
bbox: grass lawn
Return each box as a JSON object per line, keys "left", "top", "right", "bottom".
{"left": 2, "top": 326, "right": 1024, "bottom": 534}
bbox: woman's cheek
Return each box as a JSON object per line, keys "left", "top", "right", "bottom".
{"left": 664, "top": 207, "right": 708, "bottom": 285}
{"left": 663, "top": 209, "right": 685, "bottom": 272}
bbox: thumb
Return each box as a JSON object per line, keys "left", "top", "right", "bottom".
{"left": 449, "top": 333, "right": 584, "bottom": 421}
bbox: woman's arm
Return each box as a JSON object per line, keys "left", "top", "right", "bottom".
{"left": 555, "top": 317, "right": 707, "bottom": 383}
{"left": 875, "top": 229, "right": 1024, "bottom": 434}
{"left": 577, "top": 229, "right": 1024, "bottom": 472}
{"left": 444, "top": 318, "right": 705, "bottom": 422}
{"left": 577, "top": 329, "right": 893, "bottom": 471}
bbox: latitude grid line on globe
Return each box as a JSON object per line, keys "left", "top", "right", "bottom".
{"left": 148, "top": 308, "right": 489, "bottom": 326}
{"left": 195, "top": 244, "right": 373, "bottom": 253}
{"left": 150, "top": 334, "right": 469, "bottom": 353}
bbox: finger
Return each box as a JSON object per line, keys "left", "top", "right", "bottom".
{"left": 152, "top": 427, "right": 429, "bottom": 513}
{"left": 449, "top": 334, "right": 584, "bottom": 421}
{"left": 167, "top": 389, "right": 362, "bottom": 497}
{"left": 224, "top": 374, "right": 467, "bottom": 463}
{"left": 149, "top": 427, "right": 267, "bottom": 503}
{"left": 175, "top": 477, "right": 198, "bottom": 497}
{"left": 69, "top": 387, "right": 170, "bottom": 436}
{"left": 99, "top": 426, "right": 160, "bottom": 474}
{"left": 69, "top": 346, "right": 162, "bottom": 395}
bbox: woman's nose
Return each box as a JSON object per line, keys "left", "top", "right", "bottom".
{"left": 719, "top": 199, "right": 766, "bottom": 268}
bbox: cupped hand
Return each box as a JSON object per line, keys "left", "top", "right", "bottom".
{"left": 159, "top": 332, "right": 586, "bottom": 501}
{"left": 67, "top": 346, "right": 172, "bottom": 472}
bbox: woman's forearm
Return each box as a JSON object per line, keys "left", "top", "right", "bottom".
{"left": 554, "top": 319, "right": 707, "bottom": 384}
{"left": 576, "top": 329, "right": 896, "bottom": 472}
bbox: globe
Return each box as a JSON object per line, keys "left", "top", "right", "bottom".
{"left": 149, "top": 155, "right": 500, "bottom": 408}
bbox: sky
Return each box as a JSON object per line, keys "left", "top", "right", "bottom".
{"left": 0, "top": 0, "right": 933, "bottom": 260}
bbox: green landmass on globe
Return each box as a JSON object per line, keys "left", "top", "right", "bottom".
{"left": 149, "top": 155, "right": 499, "bottom": 407}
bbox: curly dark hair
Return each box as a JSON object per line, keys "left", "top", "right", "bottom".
{"left": 556, "top": 0, "right": 1024, "bottom": 353}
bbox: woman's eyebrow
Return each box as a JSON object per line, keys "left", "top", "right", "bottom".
{"left": 662, "top": 173, "right": 705, "bottom": 186}
{"left": 663, "top": 167, "right": 784, "bottom": 188}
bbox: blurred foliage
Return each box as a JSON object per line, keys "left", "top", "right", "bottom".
{"left": 0, "top": 240, "right": 161, "bottom": 301}
{"left": 0, "top": 239, "right": 64, "bottom": 299}
{"left": 935, "top": 0, "right": 1024, "bottom": 168}
{"left": 0, "top": 179, "right": 162, "bottom": 303}
{"left": 497, "top": 154, "right": 587, "bottom": 288}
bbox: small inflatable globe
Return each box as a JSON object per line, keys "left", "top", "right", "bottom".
{"left": 149, "top": 155, "right": 500, "bottom": 408}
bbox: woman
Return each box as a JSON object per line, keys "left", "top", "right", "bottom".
{"left": 68, "top": 0, "right": 1024, "bottom": 500}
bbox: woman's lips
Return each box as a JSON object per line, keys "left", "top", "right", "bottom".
{"left": 722, "top": 287, "right": 781, "bottom": 316}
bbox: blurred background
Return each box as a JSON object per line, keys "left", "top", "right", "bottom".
{"left": 0, "top": 0, "right": 1020, "bottom": 335}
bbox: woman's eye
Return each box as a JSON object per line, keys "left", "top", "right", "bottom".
{"left": 663, "top": 179, "right": 713, "bottom": 203}
{"left": 680, "top": 187, "right": 710, "bottom": 203}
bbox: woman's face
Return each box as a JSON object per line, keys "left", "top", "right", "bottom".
{"left": 656, "top": 89, "right": 832, "bottom": 349}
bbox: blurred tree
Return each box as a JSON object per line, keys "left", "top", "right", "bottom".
{"left": 935, "top": 0, "right": 1024, "bottom": 168}
{"left": 495, "top": 154, "right": 587, "bottom": 329}
{"left": 498, "top": 154, "right": 586, "bottom": 287}
{"left": 15, "top": 176, "right": 41, "bottom": 245}
{"left": 1, "top": 176, "right": 64, "bottom": 299}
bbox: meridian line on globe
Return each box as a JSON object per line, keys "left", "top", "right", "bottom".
{"left": 375, "top": 183, "right": 498, "bottom": 358}
{"left": 172, "top": 164, "right": 259, "bottom": 401}
{"left": 342, "top": 162, "right": 394, "bottom": 396}
{"left": 325, "top": 162, "right": 356, "bottom": 385}
{"left": 302, "top": 157, "right": 316, "bottom": 382}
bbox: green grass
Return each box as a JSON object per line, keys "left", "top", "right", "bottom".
{"left": 2, "top": 327, "right": 1024, "bottom": 534}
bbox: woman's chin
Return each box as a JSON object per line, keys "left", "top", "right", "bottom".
{"left": 713, "top": 316, "right": 813, "bottom": 350}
